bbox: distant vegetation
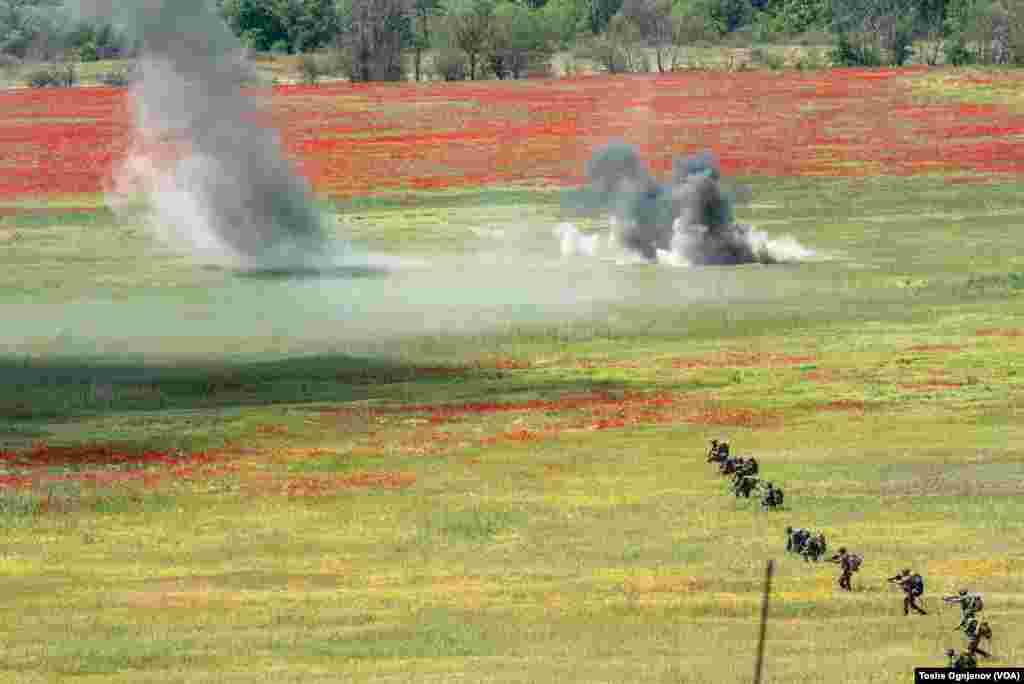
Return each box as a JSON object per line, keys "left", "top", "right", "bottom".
{"left": 2, "top": 0, "right": 1024, "bottom": 86}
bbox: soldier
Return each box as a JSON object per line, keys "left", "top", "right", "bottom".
{"left": 732, "top": 475, "right": 759, "bottom": 498}
{"left": 720, "top": 457, "right": 739, "bottom": 476}
{"left": 761, "top": 482, "right": 783, "bottom": 510}
{"left": 786, "top": 526, "right": 810, "bottom": 553}
{"left": 801, "top": 533, "right": 826, "bottom": 562}
{"left": 946, "top": 648, "right": 978, "bottom": 670}
{"left": 707, "top": 440, "right": 730, "bottom": 463}
{"left": 944, "top": 589, "right": 984, "bottom": 631}
{"left": 887, "top": 568, "right": 927, "bottom": 615}
{"left": 707, "top": 439, "right": 723, "bottom": 463}
{"left": 964, "top": 618, "right": 992, "bottom": 658}
{"left": 828, "top": 547, "right": 861, "bottom": 591}
{"left": 739, "top": 456, "right": 758, "bottom": 477}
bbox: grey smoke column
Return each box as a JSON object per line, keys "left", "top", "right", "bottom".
{"left": 564, "top": 141, "right": 780, "bottom": 265}
{"left": 74, "top": 0, "right": 328, "bottom": 266}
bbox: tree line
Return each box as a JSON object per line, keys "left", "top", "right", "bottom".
{"left": 1, "top": 0, "right": 1023, "bottom": 79}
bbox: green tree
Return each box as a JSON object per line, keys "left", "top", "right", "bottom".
{"left": 410, "top": 0, "right": 439, "bottom": 80}
{"left": 588, "top": 0, "right": 624, "bottom": 34}
{"left": 444, "top": 0, "right": 495, "bottom": 79}
{"left": 539, "top": 0, "right": 589, "bottom": 48}
{"left": 219, "top": 0, "right": 288, "bottom": 51}
{"left": 488, "top": 1, "right": 554, "bottom": 77}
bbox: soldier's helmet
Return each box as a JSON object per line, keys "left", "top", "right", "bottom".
{"left": 959, "top": 589, "right": 969, "bottom": 596}
{"left": 785, "top": 526, "right": 793, "bottom": 534}
{"left": 946, "top": 649, "right": 956, "bottom": 657}
{"left": 902, "top": 568, "right": 911, "bottom": 576}
{"left": 837, "top": 547, "right": 846, "bottom": 553}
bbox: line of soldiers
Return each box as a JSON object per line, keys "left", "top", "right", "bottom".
{"left": 703, "top": 438, "right": 996, "bottom": 671}
{"left": 706, "top": 440, "right": 784, "bottom": 510}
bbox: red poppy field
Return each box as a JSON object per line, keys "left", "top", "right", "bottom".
{"left": 2, "top": 66, "right": 1024, "bottom": 199}
{"left": 2, "top": 66, "right": 1024, "bottom": 682}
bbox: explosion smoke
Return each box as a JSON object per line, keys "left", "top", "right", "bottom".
{"left": 70, "top": 0, "right": 329, "bottom": 269}
{"left": 562, "top": 141, "right": 812, "bottom": 266}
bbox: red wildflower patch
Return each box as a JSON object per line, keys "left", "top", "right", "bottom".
{"left": 671, "top": 353, "right": 816, "bottom": 369}
{"left": 282, "top": 471, "right": 415, "bottom": 497}
{"left": 976, "top": 328, "right": 1024, "bottom": 337}
{"left": 684, "top": 407, "right": 780, "bottom": 427}
{"left": 341, "top": 390, "right": 678, "bottom": 425}
{"left": 0, "top": 442, "right": 237, "bottom": 490}
{"left": 819, "top": 399, "right": 872, "bottom": 411}
{"left": 4, "top": 68, "right": 1024, "bottom": 200}
{"left": 256, "top": 424, "right": 291, "bottom": 435}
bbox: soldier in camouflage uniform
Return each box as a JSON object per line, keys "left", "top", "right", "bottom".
{"left": 785, "top": 526, "right": 805, "bottom": 553}
{"left": 947, "top": 648, "right": 978, "bottom": 670}
{"left": 944, "top": 589, "right": 983, "bottom": 632}
{"left": 761, "top": 482, "right": 783, "bottom": 510}
{"left": 886, "top": 568, "right": 928, "bottom": 615}
{"left": 706, "top": 440, "right": 729, "bottom": 463}
{"left": 732, "top": 475, "right": 759, "bottom": 498}
{"left": 736, "top": 456, "right": 758, "bottom": 477}
{"left": 828, "top": 547, "right": 860, "bottom": 591}
{"left": 964, "top": 618, "right": 992, "bottom": 658}
{"left": 801, "top": 533, "right": 826, "bottom": 562}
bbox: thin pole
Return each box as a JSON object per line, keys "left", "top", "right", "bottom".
{"left": 754, "top": 559, "right": 774, "bottom": 684}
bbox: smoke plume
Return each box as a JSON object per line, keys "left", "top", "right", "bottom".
{"left": 71, "top": 0, "right": 329, "bottom": 269}
{"left": 561, "top": 141, "right": 812, "bottom": 266}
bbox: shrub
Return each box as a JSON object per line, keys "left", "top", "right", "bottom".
{"left": 96, "top": 68, "right": 132, "bottom": 86}
{"left": 25, "top": 63, "right": 75, "bottom": 88}
{"left": 434, "top": 49, "right": 467, "bottom": 81}
{"left": 830, "top": 33, "right": 881, "bottom": 66}
{"left": 25, "top": 66, "right": 58, "bottom": 87}
{"left": 889, "top": 24, "right": 914, "bottom": 65}
{"left": 944, "top": 34, "right": 974, "bottom": 65}
{"left": 298, "top": 53, "right": 323, "bottom": 85}
{"left": 793, "top": 29, "right": 832, "bottom": 46}
{"left": 764, "top": 50, "right": 786, "bottom": 69}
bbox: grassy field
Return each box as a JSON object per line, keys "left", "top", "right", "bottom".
{"left": 2, "top": 72, "right": 1024, "bottom": 681}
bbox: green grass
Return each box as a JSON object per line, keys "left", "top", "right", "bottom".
{"left": 1, "top": 174, "right": 1023, "bottom": 682}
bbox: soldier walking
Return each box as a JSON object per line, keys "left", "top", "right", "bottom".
{"left": 964, "top": 618, "right": 992, "bottom": 658}
{"left": 944, "top": 589, "right": 984, "bottom": 631}
{"left": 828, "top": 547, "right": 861, "bottom": 591}
{"left": 761, "top": 482, "right": 783, "bottom": 510}
{"left": 887, "top": 568, "right": 927, "bottom": 615}
{"left": 801, "top": 533, "right": 826, "bottom": 562}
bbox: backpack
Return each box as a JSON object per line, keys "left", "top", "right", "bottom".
{"left": 909, "top": 574, "right": 924, "bottom": 596}
{"left": 968, "top": 594, "right": 984, "bottom": 612}
{"left": 847, "top": 554, "right": 863, "bottom": 572}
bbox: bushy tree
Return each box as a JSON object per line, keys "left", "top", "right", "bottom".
{"left": 0, "top": 0, "right": 66, "bottom": 59}
{"left": 540, "top": 0, "right": 589, "bottom": 48}
{"left": 444, "top": 0, "right": 495, "bottom": 79}
{"left": 488, "top": 1, "right": 554, "bottom": 78}
{"left": 341, "top": 0, "right": 412, "bottom": 80}
{"left": 588, "top": 0, "right": 625, "bottom": 34}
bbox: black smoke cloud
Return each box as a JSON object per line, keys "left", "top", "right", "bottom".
{"left": 563, "top": 141, "right": 806, "bottom": 266}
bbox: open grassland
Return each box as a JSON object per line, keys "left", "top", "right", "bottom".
{"left": 2, "top": 68, "right": 1024, "bottom": 682}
